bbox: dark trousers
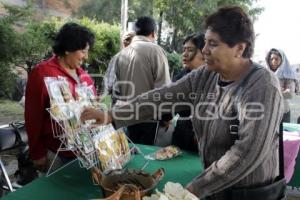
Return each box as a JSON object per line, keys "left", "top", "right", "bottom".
{"left": 282, "top": 111, "right": 290, "bottom": 123}
{"left": 172, "top": 120, "right": 198, "bottom": 152}
{"left": 127, "top": 122, "right": 158, "bottom": 145}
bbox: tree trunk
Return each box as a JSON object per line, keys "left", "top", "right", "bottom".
{"left": 157, "top": 11, "right": 163, "bottom": 45}
{"left": 171, "top": 27, "right": 178, "bottom": 51}
{"left": 121, "top": 0, "right": 128, "bottom": 47}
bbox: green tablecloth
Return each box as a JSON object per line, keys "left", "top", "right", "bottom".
{"left": 2, "top": 145, "right": 203, "bottom": 200}
{"left": 283, "top": 122, "right": 300, "bottom": 132}
{"left": 289, "top": 154, "right": 300, "bottom": 187}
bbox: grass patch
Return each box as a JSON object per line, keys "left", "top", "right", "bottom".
{"left": 0, "top": 99, "right": 24, "bottom": 123}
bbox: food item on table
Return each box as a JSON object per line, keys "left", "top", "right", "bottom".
{"left": 144, "top": 146, "right": 182, "bottom": 160}
{"left": 143, "top": 182, "right": 198, "bottom": 200}
{"left": 98, "top": 168, "right": 164, "bottom": 199}
{"left": 156, "top": 146, "right": 180, "bottom": 160}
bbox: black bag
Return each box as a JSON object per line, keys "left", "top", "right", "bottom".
{"left": 171, "top": 120, "right": 198, "bottom": 152}
{"left": 227, "top": 68, "right": 287, "bottom": 200}
{"left": 229, "top": 178, "right": 286, "bottom": 200}
{"left": 14, "top": 147, "right": 38, "bottom": 185}
{"left": 227, "top": 117, "right": 286, "bottom": 200}
{"left": 228, "top": 121, "right": 287, "bottom": 200}
{"left": 9, "top": 122, "right": 38, "bottom": 185}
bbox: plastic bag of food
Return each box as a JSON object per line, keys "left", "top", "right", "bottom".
{"left": 44, "top": 77, "right": 75, "bottom": 120}
{"left": 75, "top": 82, "right": 99, "bottom": 107}
{"left": 45, "top": 77, "right": 74, "bottom": 104}
{"left": 93, "top": 125, "right": 130, "bottom": 172}
{"left": 44, "top": 77, "right": 81, "bottom": 149}
{"left": 75, "top": 129, "right": 94, "bottom": 154}
{"left": 145, "top": 146, "right": 182, "bottom": 160}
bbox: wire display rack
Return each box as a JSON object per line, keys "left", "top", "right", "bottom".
{"left": 46, "top": 105, "right": 148, "bottom": 177}
{"left": 43, "top": 77, "right": 148, "bottom": 177}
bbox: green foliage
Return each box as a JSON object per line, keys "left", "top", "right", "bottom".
{"left": 0, "top": 2, "right": 120, "bottom": 100}
{"left": 0, "top": 2, "right": 52, "bottom": 99}
{"left": 0, "top": 16, "right": 57, "bottom": 76}
{"left": 0, "top": 4, "right": 32, "bottom": 99}
{"left": 0, "top": 99, "right": 24, "bottom": 121}
{"left": 0, "top": 62, "right": 17, "bottom": 99}
{"left": 76, "top": 0, "right": 121, "bottom": 24}
{"left": 154, "top": 0, "right": 263, "bottom": 52}
{"left": 77, "top": 17, "right": 120, "bottom": 74}
{"left": 1, "top": 3, "right": 33, "bottom": 23}
{"left": 28, "top": 17, "right": 121, "bottom": 74}
{"left": 128, "top": 0, "right": 154, "bottom": 21}
{"left": 0, "top": 3, "right": 35, "bottom": 64}
{"left": 0, "top": 0, "right": 263, "bottom": 100}
{"left": 15, "top": 20, "right": 56, "bottom": 70}
{"left": 166, "top": 51, "right": 182, "bottom": 77}
{"left": 76, "top": 0, "right": 263, "bottom": 53}
{"left": 76, "top": 0, "right": 154, "bottom": 25}
{"left": 0, "top": 21, "right": 18, "bottom": 63}
{"left": 154, "top": 0, "right": 204, "bottom": 51}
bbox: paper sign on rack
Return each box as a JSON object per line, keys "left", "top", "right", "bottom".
{"left": 44, "top": 76, "right": 131, "bottom": 171}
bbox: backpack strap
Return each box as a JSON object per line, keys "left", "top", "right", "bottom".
{"left": 229, "top": 66, "right": 261, "bottom": 140}
{"left": 278, "top": 122, "right": 285, "bottom": 178}
{"left": 229, "top": 66, "right": 284, "bottom": 179}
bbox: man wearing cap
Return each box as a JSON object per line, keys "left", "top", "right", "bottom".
{"left": 104, "top": 31, "right": 136, "bottom": 104}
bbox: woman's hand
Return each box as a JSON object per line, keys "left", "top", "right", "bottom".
{"left": 80, "top": 107, "right": 112, "bottom": 125}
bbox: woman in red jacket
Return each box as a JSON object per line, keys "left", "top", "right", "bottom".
{"left": 25, "top": 22, "right": 96, "bottom": 173}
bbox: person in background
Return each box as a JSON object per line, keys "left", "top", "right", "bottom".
{"left": 81, "top": 6, "right": 284, "bottom": 199}
{"left": 167, "top": 33, "right": 205, "bottom": 151}
{"left": 295, "top": 67, "right": 300, "bottom": 95}
{"left": 173, "top": 33, "right": 205, "bottom": 81}
{"left": 114, "top": 16, "right": 171, "bottom": 145}
{"left": 25, "top": 22, "right": 96, "bottom": 173}
{"left": 104, "top": 31, "right": 135, "bottom": 105}
{"left": 295, "top": 67, "right": 300, "bottom": 79}
{"left": 266, "top": 48, "right": 297, "bottom": 122}
{"left": 14, "top": 65, "right": 28, "bottom": 107}
{"left": 122, "top": 31, "right": 136, "bottom": 48}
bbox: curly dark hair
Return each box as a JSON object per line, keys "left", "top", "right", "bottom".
{"left": 183, "top": 33, "right": 205, "bottom": 50}
{"left": 52, "top": 22, "right": 95, "bottom": 56}
{"left": 205, "top": 6, "right": 255, "bottom": 58}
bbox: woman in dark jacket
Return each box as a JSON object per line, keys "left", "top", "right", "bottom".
{"left": 171, "top": 33, "right": 205, "bottom": 151}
